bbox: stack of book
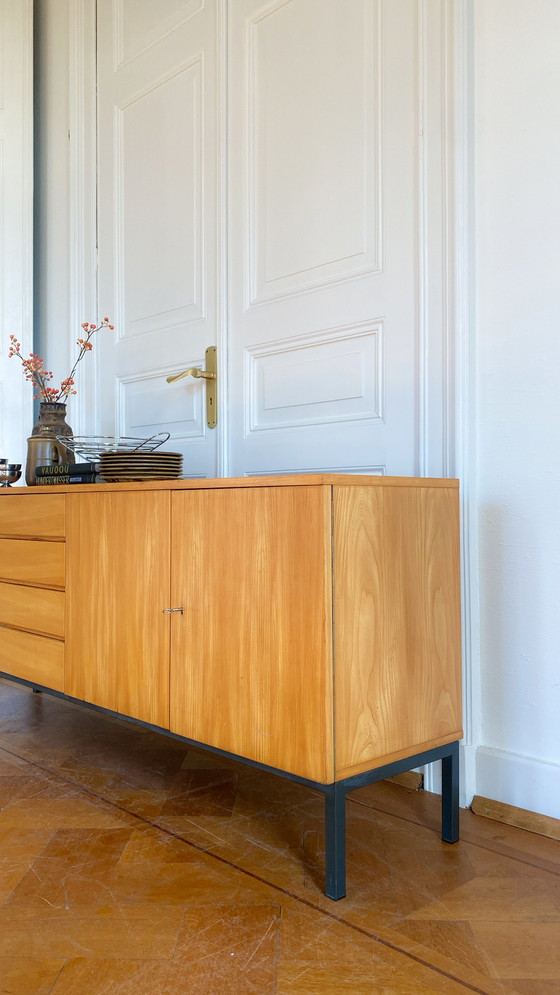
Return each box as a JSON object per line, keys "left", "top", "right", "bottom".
{"left": 35, "top": 462, "right": 98, "bottom": 486}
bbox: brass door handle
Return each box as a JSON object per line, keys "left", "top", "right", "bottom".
{"left": 162, "top": 607, "right": 184, "bottom": 615}
{"left": 166, "top": 346, "right": 217, "bottom": 429}
{"left": 166, "top": 368, "right": 215, "bottom": 383}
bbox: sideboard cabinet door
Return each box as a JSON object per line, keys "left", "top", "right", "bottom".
{"left": 170, "top": 485, "right": 334, "bottom": 782}
{"left": 65, "top": 491, "right": 171, "bottom": 727}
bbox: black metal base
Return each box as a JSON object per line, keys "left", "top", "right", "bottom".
{"left": 0, "top": 672, "right": 460, "bottom": 901}
{"left": 321, "top": 741, "right": 460, "bottom": 899}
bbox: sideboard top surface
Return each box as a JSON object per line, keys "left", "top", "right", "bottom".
{"left": 0, "top": 473, "right": 459, "bottom": 497}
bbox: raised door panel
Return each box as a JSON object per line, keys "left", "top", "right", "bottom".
{"left": 170, "top": 484, "right": 333, "bottom": 782}
{"left": 96, "top": 0, "right": 220, "bottom": 478}
{"left": 333, "top": 482, "right": 463, "bottom": 779}
{"left": 65, "top": 491, "right": 171, "bottom": 727}
{"left": 228, "top": 0, "right": 423, "bottom": 477}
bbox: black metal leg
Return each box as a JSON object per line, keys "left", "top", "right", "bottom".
{"left": 324, "top": 782, "right": 346, "bottom": 899}
{"left": 441, "top": 741, "right": 460, "bottom": 842}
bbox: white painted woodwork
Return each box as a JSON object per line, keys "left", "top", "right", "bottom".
{"left": 96, "top": 0, "right": 221, "bottom": 477}
{"left": 0, "top": 1, "right": 32, "bottom": 465}
{"left": 245, "top": 321, "right": 383, "bottom": 434}
{"left": 33, "top": 0, "right": 97, "bottom": 439}
{"left": 96, "top": 0, "right": 453, "bottom": 482}
{"left": 228, "top": 0, "right": 430, "bottom": 477}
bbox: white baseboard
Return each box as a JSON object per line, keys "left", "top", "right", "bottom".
{"left": 476, "top": 746, "right": 560, "bottom": 822}
{"left": 409, "top": 744, "right": 559, "bottom": 824}
{"left": 421, "top": 741, "right": 476, "bottom": 810}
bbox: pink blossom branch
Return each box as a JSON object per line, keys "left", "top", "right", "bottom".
{"left": 8, "top": 318, "right": 114, "bottom": 402}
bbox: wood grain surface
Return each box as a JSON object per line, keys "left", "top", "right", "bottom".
{"left": 65, "top": 491, "right": 171, "bottom": 727}
{"left": 0, "top": 538, "right": 65, "bottom": 589}
{"left": 170, "top": 485, "right": 333, "bottom": 782}
{"left": 0, "top": 625, "right": 64, "bottom": 690}
{"left": 0, "top": 581, "right": 64, "bottom": 639}
{"left": 472, "top": 795, "right": 560, "bottom": 842}
{"left": 333, "top": 483, "right": 462, "bottom": 777}
{"left": 0, "top": 493, "right": 65, "bottom": 537}
{"left": 0, "top": 474, "right": 458, "bottom": 495}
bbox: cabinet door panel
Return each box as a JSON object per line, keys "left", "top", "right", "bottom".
{"left": 170, "top": 485, "right": 333, "bottom": 782}
{"left": 66, "top": 492, "right": 170, "bottom": 727}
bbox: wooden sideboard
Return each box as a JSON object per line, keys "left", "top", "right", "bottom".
{"left": 0, "top": 474, "right": 463, "bottom": 898}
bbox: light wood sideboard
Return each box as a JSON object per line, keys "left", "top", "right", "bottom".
{"left": 0, "top": 474, "right": 462, "bottom": 899}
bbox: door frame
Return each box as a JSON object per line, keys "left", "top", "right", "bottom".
{"left": 1, "top": 0, "right": 33, "bottom": 463}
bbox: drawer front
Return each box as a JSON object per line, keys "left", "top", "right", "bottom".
{"left": 0, "top": 625, "right": 64, "bottom": 691}
{"left": 0, "top": 494, "right": 65, "bottom": 538}
{"left": 0, "top": 582, "right": 64, "bottom": 639}
{"left": 0, "top": 538, "right": 65, "bottom": 588}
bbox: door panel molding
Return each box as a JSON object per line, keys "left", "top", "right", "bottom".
{"left": 245, "top": 0, "right": 381, "bottom": 306}
{"left": 68, "top": 0, "right": 98, "bottom": 437}
{"left": 114, "top": 0, "right": 205, "bottom": 70}
{"left": 114, "top": 58, "right": 205, "bottom": 339}
{"left": 117, "top": 365, "right": 207, "bottom": 442}
{"left": 245, "top": 320, "right": 384, "bottom": 434}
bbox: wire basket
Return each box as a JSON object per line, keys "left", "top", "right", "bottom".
{"left": 55, "top": 432, "right": 171, "bottom": 462}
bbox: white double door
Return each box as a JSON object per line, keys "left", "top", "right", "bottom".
{"left": 97, "top": 0, "right": 454, "bottom": 479}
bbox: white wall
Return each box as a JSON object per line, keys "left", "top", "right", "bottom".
{"left": 474, "top": 0, "right": 560, "bottom": 818}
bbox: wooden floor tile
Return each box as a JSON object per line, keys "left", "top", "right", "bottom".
{"left": 470, "top": 922, "right": 560, "bottom": 979}
{"left": 2, "top": 678, "right": 560, "bottom": 995}
{"left": 277, "top": 964, "right": 465, "bottom": 994}
{"left": 394, "top": 920, "right": 492, "bottom": 976}
{"left": 7, "top": 828, "right": 133, "bottom": 909}
{"left": 166, "top": 905, "right": 280, "bottom": 994}
{"left": 0, "top": 798, "right": 132, "bottom": 830}
{"left": 409, "top": 877, "right": 560, "bottom": 922}
{"left": 161, "top": 769, "right": 239, "bottom": 817}
{"left": 50, "top": 958, "right": 171, "bottom": 994}
{"left": 105, "top": 854, "right": 271, "bottom": 907}
{"left": 0, "top": 906, "right": 185, "bottom": 960}
{"left": 0, "top": 827, "right": 51, "bottom": 904}
{"left": 505, "top": 982, "right": 560, "bottom": 994}
{"left": 0, "top": 957, "right": 65, "bottom": 994}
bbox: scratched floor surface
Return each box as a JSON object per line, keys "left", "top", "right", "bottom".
{"left": 0, "top": 677, "right": 559, "bottom": 994}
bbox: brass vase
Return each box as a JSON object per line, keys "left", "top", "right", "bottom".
{"left": 26, "top": 402, "right": 73, "bottom": 485}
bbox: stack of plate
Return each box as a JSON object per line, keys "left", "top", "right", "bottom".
{"left": 98, "top": 450, "right": 183, "bottom": 482}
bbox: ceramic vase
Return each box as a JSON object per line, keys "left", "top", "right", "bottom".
{"left": 25, "top": 402, "right": 73, "bottom": 485}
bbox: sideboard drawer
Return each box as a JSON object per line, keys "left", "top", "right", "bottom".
{"left": 0, "top": 494, "right": 65, "bottom": 539}
{"left": 0, "top": 538, "right": 65, "bottom": 588}
{"left": 0, "top": 581, "right": 64, "bottom": 638}
{"left": 0, "top": 625, "right": 64, "bottom": 691}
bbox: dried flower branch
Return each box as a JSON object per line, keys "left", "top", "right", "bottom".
{"left": 8, "top": 318, "right": 115, "bottom": 402}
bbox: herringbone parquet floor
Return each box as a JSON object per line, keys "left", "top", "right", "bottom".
{"left": 0, "top": 677, "right": 559, "bottom": 994}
